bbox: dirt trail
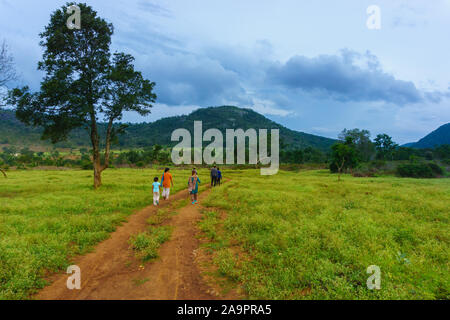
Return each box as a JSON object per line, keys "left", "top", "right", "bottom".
{"left": 36, "top": 188, "right": 231, "bottom": 300}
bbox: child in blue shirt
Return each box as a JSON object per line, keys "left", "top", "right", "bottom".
{"left": 152, "top": 177, "right": 161, "bottom": 206}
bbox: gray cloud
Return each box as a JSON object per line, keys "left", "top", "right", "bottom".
{"left": 424, "top": 89, "right": 450, "bottom": 103}
{"left": 138, "top": 50, "right": 247, "bottom": 107}
{"left": 267, "top": 50, "right": 424, "bottom": 105}
{"left": 137, "top": 1, "right": 172, "bottom": 17}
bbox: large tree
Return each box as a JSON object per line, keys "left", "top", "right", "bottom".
{"left": 330, "top": 137, "right": 359, "bottom": 181}
{"left": 374, "top": 134, "right": 398, "bottom": 160}
{"left": 8, "top": 3, "right": 156, "bottom": 188}
{"left": 339, "top": 128, "right": 375, "bottom": 162}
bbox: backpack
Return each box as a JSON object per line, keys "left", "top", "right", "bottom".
{"left": 188, "top": 176, "right": 198, "bottom": 192}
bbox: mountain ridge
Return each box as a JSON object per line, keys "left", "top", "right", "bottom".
{"left": 0, "top": 106, "right": 337, "bottom": 151}
{"left": 403, "top": 123, "right": 450, "bottom": 149}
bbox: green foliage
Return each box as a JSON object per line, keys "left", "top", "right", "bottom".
{"left": 427, "top": 163, "right": 444, "bottom": 176}
{"left": 9, "top": 3, "right": 115, "bottom": 144}
{"left": 7, "top": 3, "right": 156, "bottom": 187}
{"left": 0, "top": 106, "right": 336, "bottom": 151}
{"left": 280, "top": 147, "right": 328, "bottom": 164}
{"left": 396, "top": 163, "right": 444, "bottom": 178}
{"left": 374, "top": 134, "right": 398, "bottom": 160}
{"left": 329, "top": 137, "right": 359, "bottom": 175}
{"left": 80, "top": 160, "right": 93, "bottom": 170}
{"left": 339, "top": 128, "right": 375, "bottom": 162}
{"left": 434, "top": 144, "right": 450, "bottom": 159}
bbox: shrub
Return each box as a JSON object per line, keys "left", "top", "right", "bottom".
{"left": 136, "top": 161, "right": 145, "bottom": 168}
{"left": 80, "top": 160, "right": 93, "bottom": 170}
{"left": 427, "top": 163, "right": 444, "bottom": 176}
{"left": 369, "top": 160, "right": 386, "bottom": 169}
{"left": 352, "top": 170, "right": 376, "bottom": 178}
{"left": 396, "top": 163, "right": 442, "bottom": 178}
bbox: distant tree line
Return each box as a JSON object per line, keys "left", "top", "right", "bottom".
{"left": 0, "top": 144, "right": 174, "bottom": 171}
{"left": 329, "top": 129, "right": 449, "bottom": 179}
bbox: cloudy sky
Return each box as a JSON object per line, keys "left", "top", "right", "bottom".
{"left": 1, "top": 0, "right": 449, "bottom": 143}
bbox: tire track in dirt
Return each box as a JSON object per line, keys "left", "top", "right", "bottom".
{"left": 36, "top": 187, "right": 234, "bottom": 300}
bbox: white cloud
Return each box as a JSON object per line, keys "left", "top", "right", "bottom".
{"left": 246, "top": 98, "right": 293, "bottom": 117}
{"left": 124, "top": 103, "right": 199, "bottom": 123}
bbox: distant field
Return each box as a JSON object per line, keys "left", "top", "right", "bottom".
{"left": 202, "top": 170, "right": 450, "bottom": 299}
{"left": 0, "top": 169, "right": 449, "bottom": 300}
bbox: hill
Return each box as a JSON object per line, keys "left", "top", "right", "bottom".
{"left": 0, "top": 106, "right": 337, "bottom": 151}
{"left": 404, "top": 123, "right": 450, "bottom": 149}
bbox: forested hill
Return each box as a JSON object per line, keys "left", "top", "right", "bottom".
{"left": 122, "top": 106, "right": 337, "bottom": 151}
{"left": 405, "top": 123, "right": 450, "bottom": 149}
{"left": 0, "top": 106, "right": 337, "bottom": 151}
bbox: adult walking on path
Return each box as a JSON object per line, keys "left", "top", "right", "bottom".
{"left": 161, "top": 168, "right": 174, "bottom": 200}
{"left": 188, "top": 170, "right": 201, "bottom": 204}
{"left": 210, "top": 165, "right": 218, "bottom": 187}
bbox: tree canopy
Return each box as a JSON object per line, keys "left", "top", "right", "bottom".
{"left": 374, "top": 134, "right": 398, "bottom": 160}
{"left": 8, "top": 3, "right": 156, "bottom": 188}
{"left": 339, "top": 128, "right": 375, "bottom": 162}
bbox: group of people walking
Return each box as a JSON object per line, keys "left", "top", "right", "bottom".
{"left": 152, "top": 168, "right": 174, "bottom": 206}
{"left": 151, "top": 166, "right": 222, "bottom": 206}
{"left": 210, "top": 165, "right": 222, "bottom": 187}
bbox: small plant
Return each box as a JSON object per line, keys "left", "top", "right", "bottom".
{"left": 129, "top": 226, "right": 172, "bottom": 262}
{"left": 396, "top": 251, "right": 411, "bottom": 265}
{"left": 132, "top": 278, "right": 150, "bottom": 286}
{"left": 343, "top": 200, "right": 357, "bottom": 210}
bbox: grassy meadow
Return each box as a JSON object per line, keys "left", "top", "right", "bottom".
{"left": 0, "top": 168, "right": 449, "bottom": 300}
{"left": 0, "top": 168, "right": 196, "bottom": 300}
{"left": 202, "top": 170, "right": 449, "bottom": 300}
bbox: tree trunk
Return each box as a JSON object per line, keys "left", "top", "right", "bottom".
{"left": 92, "top": 117, "right": 115, "bottom": 189}
{"left": 102, "top": 118, "right": 114, "bottom": 172}
{"left": 93, "top": 160, "right": 102, "bottom": 189}
{"left": 338, "top": 158, "right": 345, "bottom": 182}
{"left": 89, "top": 109, "right": 102, "bottom": 189}
{"left": 93, "top": 145, "right": 102, "bottom": 189}
{"left": 0, "top": 168, "right": 6, "bottom": 178}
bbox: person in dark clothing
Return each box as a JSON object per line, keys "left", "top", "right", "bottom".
{"left": 217, "top": 167, "right": 222, "bottom": 186}
{"left": 210, "top": 165, "right": 218, "bottom": 187}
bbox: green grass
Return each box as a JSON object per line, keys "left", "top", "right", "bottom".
{"left": 1, "top": 168, "right": 448, "bottom": 300}
{"left": 0, "top": 168, "right": 201, "bottom": 300}
{"left": 129, "top": 226, "right": 173, "bottom": 262}
{"left": 202, "top": 170, "right": 450, "bottom": 300}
